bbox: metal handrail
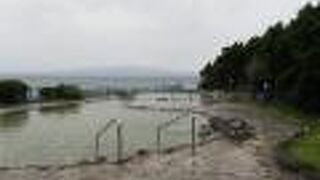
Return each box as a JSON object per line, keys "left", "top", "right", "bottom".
{"left": 94, "top": 119, "right": 118, "bottom": 160}
{"left": 158, "top": 111, "right": 190, "bottom": 130}
{"left": 156, "top": 111, "right": 195, "bottom": 155}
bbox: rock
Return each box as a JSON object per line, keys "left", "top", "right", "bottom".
{"left": 136, "top": 149, "right": 150, "bottom": 156}
{"left": 208, "top": 116, "right": 255, "bottom": 142}
{"left": 229, "top": 118, "right": 245, "bottom": 129}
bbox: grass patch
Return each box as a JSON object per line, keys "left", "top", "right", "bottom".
{"left": 238, "top": 98, "right": 314, "bottom": 124}
{"left": 221, "top": 92, "right": 320, "bottom": 173}
{"left": 248, "top": 100, "right": 320, "bottom": 175}
{"left": 287, "top": 127, "right": 320, "bottom": 171}
{"left": 245, "top": 99, "right": 320, "bottom": 172}
{"left": 250, "top": 100, "right": 320, "bottom": 175}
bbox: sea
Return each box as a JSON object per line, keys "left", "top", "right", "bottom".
{"left": 0, "top": 75, "right": 199, "bottom": 92}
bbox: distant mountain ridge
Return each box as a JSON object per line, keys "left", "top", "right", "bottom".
{"left": 44, "top": 66, "right": 195, "bottom": 78}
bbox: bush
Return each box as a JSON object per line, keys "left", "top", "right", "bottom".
{"left": 0, "top": 80, "right": 29, "bottom": 104}
{"left": 40, "top": 84, "right": 83, "bottom": 101}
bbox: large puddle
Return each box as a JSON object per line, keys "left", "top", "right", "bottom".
{"left": 0, "top": 93, "right": 205, "bottom": 167}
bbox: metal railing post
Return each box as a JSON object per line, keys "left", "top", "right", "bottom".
{"left": 191, "top": 116, "right": 196, "bottom": 157}
{"left": 94, "top": 119, "right": 118, "bottom": 160}
{"left": 156, "top": 112, "right": 192, "bottom": 159}
{"left": 117, "top": 120, "right": 123, "bottom": 164}
{"left": 95, "top": 134, "right": 100, "bottom": 159}
{"left": 157, "top": 126, "right": 161, "bottom": 155}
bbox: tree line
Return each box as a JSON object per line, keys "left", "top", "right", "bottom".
{"left": 199, "top": 3, "right": 320, "bottom": 112}
{"left": 0, "top": 80, "right": 83, "bottom": 105}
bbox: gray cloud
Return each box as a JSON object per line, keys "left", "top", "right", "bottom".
{"left": 0, "top": 0, "right": 317, "bottom": 73}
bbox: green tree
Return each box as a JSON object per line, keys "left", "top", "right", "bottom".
{"left": 0, "top": 80, "right": 29, "bottom": 104}
{"left": 40, "top": 84, "right": 83, "bottom": 101}
{"left": 199, "top": 3, "right": 320, "bottom": 112}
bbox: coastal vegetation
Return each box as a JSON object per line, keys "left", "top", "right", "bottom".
{"left": 199, "top": 3, "right": 320, "bottom": 113}
{"left": 39, "top": 84, "right": 83, "bottom": 101}
{"left": 0, "top": 79, "right": 83, "bottom": 105}
{"left": 199, "top": 2, "right": 320, "bottom": 176}
{"left": 0, "top": 80, "right": 29, "bottom": 105}
{"left": 287, "top": 127, "right": 320, "bottom": 170}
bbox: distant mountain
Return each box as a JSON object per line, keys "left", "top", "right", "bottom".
{"left": 45, "top": 66, "right": 195, "bottom": 78}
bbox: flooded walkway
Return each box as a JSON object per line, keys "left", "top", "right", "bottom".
{"left": 0, "top": 102, "right": 301, "bottom": 180}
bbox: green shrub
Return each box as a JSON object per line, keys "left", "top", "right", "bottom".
{"left": 40, "top": 84, "right": 83, "bottom": 101}
{"left": 0, "top": 80, "right": 29, "bottom": 104}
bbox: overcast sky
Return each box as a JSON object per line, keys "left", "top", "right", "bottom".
{"left": 0, "top": 0, "right": 318, "bottom": 74}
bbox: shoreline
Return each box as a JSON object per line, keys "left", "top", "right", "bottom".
{"left": 0, "top": 100, "right": 87, "bottom": 115}
{"left": 0, "top": 95, "right": 306, "bottom": 180}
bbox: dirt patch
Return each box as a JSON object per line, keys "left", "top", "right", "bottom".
{"left": 208, "top": 116, "right": 255, "bottom": 142}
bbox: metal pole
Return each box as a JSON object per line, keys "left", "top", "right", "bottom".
{"left": 117, "top": 120, "right": 123, "bottom": 164}
{"left": 191, "top": 116, "right": 196, "bottom": 157}
{"left": 157, "top": 126, "right": 161, "bottom": 155}
{"left": 95, "top": 134, "right": 100, "bottom": 159}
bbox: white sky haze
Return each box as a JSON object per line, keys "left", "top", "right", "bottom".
{"left": 0, "top": 0, "right": 318, "bottom": 74}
